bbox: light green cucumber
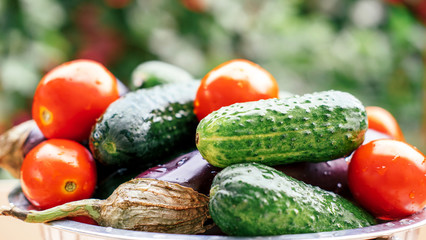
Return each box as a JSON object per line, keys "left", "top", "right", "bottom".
{"left": 196, "top": 90, "right": 367, "bottom": 167}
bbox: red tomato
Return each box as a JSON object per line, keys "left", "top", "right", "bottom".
{"left": 20, "top": 139, "right": 97, "bottom": 210}
{"left": 194, "top": 59, "right": 279, "bottom": 121}
{"left": 32, "top": 59, "right": 120, "bottom": 141}
{"left": 348, "top": 139, "right": 426, "bottom": 220}
{"left": 366, "top": 106, "right": 405, "bottom": 141}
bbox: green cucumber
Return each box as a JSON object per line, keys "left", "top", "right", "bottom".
{"left": 209, "top": 162, "right": 375, "bottom": 236}
{"left": 196, "top": 90, "right": 367, "bottom": 167}
{"left": 90, "top": 81, "right": 199, "bottom": 167}
{"left": 130, "top": 61, "right": 194, "bottom": 90}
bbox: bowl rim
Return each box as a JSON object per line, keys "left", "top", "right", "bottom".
{"left": 8, "top": 184, "right": 426, "bottom": 240}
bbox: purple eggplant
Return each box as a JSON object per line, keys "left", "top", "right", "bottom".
{"left": 0, "top": 120, "right": 45, "bottom": 178}
{"left": 96, "top": 128, "right": 392, "bottom": 201}
{"left": 275, "top": 129, "right": 391, "bottom": 197}
{"left": 94, "top": 150, "right": 221, "bottom": 199}
{"left": 22, "top": 123, "right": 46, "bottom": 157}
{"left": 116, "top": 78, "right": 129, "bottom": 96}
{"left": 134, "top": 129, "right": 391, "bottom": 198}
{"left": 275, "top": 158, "right": 351, "bottom": 196}
{"left": 136, "top": 150, "right": 222, "bottom": 196}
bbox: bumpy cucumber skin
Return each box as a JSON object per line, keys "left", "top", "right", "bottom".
{"left": 196, "top": 90, "right": 367, "bottom": 168}
{"left": 90, "top": 82, "right": 199, "bottom": 167}
{"left": 209, "top": 163, "right": 376, "bottom": 236}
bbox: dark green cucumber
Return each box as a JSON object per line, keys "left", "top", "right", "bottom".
{"left": 90, "top": 81, "right": 199, "bottom": 167}
{"left": 130, "top": 61, "right": 194, "bottom": 90}
{"left": 196, "top": 90, "right": 367, "bottom": 167}
{"left": 209, "top": 163, "right": 375, "bottom": 236}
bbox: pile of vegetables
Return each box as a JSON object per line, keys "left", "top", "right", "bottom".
{"left": 1, "top": 58, "right": 426, "bottom": 236}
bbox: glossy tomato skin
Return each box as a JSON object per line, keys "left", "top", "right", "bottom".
{"left": 366, "top": 106, "right": 404, "bottom": 141}
{"left": 194, "top": 59, "right": 279, "bottom": 121}
{"left": 32, "top": 59, "right": 120, "bottom": 141}
{"left": 348, "top": 139, "right": 426, "bottom": 220}
{"left": 21, "top": 139, "right": 97, "bottom": 210}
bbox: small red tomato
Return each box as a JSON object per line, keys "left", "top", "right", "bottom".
{"left": 366, "top": 106, "right": 405, "bottom": 141}
{"left": 194, "top": 59, "right": 279, "bottom": 121}
{"left": 348, "top": 139, "right": 426, "bottom": 220}
{"left": 21, "top": 139, "right": 97, "bottom": 210}
{"left": 32, "top": 59, "right": 120, "bottom": 141}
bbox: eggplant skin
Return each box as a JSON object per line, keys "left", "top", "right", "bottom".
{"left": 275, "top": 158, "right": 350, "bottom": 196}
{"left": 137, "top": 150, "right": 221, "bottom": 196}
{"left": 116, "top": 78, "right": 129, "bottom": 97}
{"left": 275, "top": 129, "right": 391, "bottom": 197}
{"left": 94, "top": 150, "right": 221, "bottom": 199}
{"left": 22, "top": 125, "right": 46, "bottom": 157}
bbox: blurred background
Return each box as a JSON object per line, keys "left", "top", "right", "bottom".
{"left": 0, "top": 0, "right": 425, "bottom": 178}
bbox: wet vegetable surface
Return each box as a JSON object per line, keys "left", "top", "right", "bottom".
{"left": 209, "top": 163, "right": 376, "bottom": 236}
{"left": 196, "top": 90, "right": 368, "bottom": 168}
{"left": 90, "top": 82, "right": 199, "bottom": 167}
{"left": 137, "top": 150, "right": 221, "bottom": 195}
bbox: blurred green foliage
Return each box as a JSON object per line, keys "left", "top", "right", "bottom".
{"left": 0, "top": 0, "right": 425, "bottom": 149}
